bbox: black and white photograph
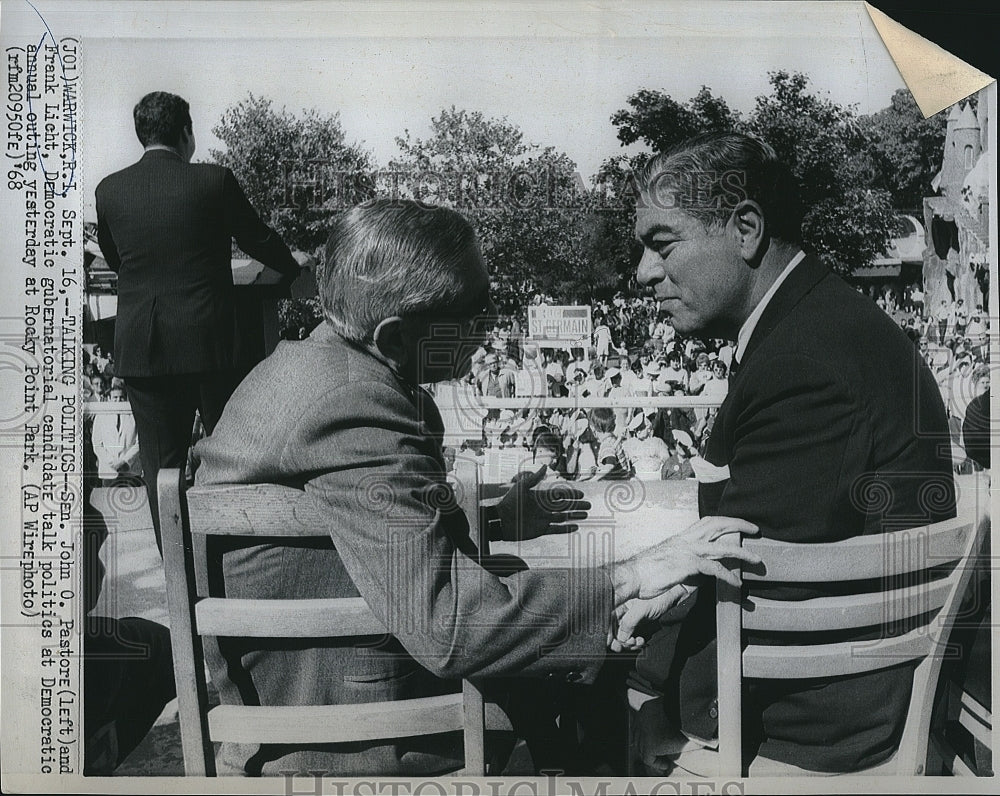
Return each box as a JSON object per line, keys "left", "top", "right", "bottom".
{"left": 0, "top": 1, "right": 996, "bottom": 792}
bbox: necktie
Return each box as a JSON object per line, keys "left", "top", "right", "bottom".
{"left": 728, "top": 358, "right": 740, "bottom": 385}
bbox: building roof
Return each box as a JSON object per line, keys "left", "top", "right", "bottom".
{"left": 955, "top": 102, "right": 980, "bottom": 131}
{"left": 855, "top": 264, "right": 902, "bottom": 277}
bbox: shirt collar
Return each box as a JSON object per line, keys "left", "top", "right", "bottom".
{"left": 734, "top": 250, "right": 806, "bottom": 364}
{"left": 143, "top": 144, "right": 184, "bottom": 158}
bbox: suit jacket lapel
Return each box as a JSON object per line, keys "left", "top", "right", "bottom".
{"left": 738, "top": 254, "right": 829, "bottom": 373}
{"left": 700, "top": 254, "right": 829, "bottom": 513}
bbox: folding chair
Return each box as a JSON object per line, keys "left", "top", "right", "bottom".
{"left": 633, "top": 477, "right": 989, "bottom": 777}
{"left": 158, "top": 463, "right": 503, "bottom": 776}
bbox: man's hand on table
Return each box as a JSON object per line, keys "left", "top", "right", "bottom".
{"left": 604, "top": 515, "right": 759, "bottom": 610}
{"left": 494, "top": 466, "right": 591, "bottom": 541}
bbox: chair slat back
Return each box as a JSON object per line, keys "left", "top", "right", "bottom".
{"left": 741, "top": 517, "right": 974, "bottom": 583}
{"left": 743, "top": 578, "right": 955, "bottom": 632}
{"left": 194, "top": 596, "right": 384, "bottom": 638}
{"left": 159, "top": 466, "right": 489, "bottom": 777}
{"left": 185, "top": 483, "right": 327, "bottom": 536}
{"left": 206, "top": 697, "right": 466, "bottom": 745}
{"left": 743, "top": 629, "right": 935, "bottom": 679}
{"left": 713, "top": 487, "right": 987, "bottom": 778}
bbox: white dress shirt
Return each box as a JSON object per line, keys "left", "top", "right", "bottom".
{"left": 734, "top": 250, "right": 806, "bottom": 365}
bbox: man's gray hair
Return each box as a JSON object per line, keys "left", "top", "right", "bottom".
{"left": 637, "top": 132, "right": 804, "bottom": 244}
{"left": 319, "top": 199, "right": 481, "bottom": 342}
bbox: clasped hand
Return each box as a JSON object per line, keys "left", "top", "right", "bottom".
{"left": 608, "top": 516, "right": 761, "bottom": 651}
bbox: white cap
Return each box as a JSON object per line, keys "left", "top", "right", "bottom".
{"left": 671, "top": 429, "right": 694, "bottom": 449}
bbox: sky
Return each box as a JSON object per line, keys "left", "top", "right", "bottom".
{"left": 73, "top": 0, "right": 907, "bottom": 218}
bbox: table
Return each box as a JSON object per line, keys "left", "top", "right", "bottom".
{"left": 490, "top": 479, "right": 699, "bottom": 568}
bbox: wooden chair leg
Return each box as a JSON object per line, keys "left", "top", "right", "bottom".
{"left": 462, "top": 680, "right": 486, "bottom": 776}
{"left": 626, "top": 699, "right": 639, "bottom": 776}
{"left": 159, "top": 468, "right": 215, "bottom": 775}
{"left": 557, "top": 691, "right": 581, "bottom": 771}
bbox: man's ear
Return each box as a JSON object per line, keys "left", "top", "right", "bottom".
{"left": 179, "top": 125, "right": 196, "bottom": 161}
{"left": 371, "top": 316, "right": 409, "bottom": 366}
{"left": 731, "top": 200, "right": 767, "bottom": 264}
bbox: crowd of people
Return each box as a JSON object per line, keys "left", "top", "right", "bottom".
{"left": 471, "top": 404, "right": 703, "bottom": 483}
{"left": 865, "top": 284, "right": 990, "bottom": 355}
{"left": 434, "top": 282, "right": 990, "bottom": 481}
{"left": 85, "top": 279, "right": 991, "bottom": 484}
{"left": 82, "top": 345, "right": 120, "bottom": 401}
{"left": 877, "top": 289, "right": 992, "bottom": 467}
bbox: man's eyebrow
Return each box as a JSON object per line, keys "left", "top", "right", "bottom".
{"left": 636, "top": 223, "right": 679, "bottom": 242}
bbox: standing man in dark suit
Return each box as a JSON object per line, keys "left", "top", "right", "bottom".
{"left": 95, "top": 91, "right": 305, "bottom": 551}
{"left": 617, "top": 132, "right": 955, "bottom": 774}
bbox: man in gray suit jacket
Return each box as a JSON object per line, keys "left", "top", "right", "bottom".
{"left": 195, "top": 199, "right": 759, "bottom": 776}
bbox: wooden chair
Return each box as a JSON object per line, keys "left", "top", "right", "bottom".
{"left": 931, "top": 680, "right": 993, "bottom": 775}
{"left": 635, "top": 480, "right": 989, "bottom": 778}
{"left": 928, "top": 522, "right": 992, "bottom": 777}
{"left": 158, "top": 463, "right": 505, "bottom": 777}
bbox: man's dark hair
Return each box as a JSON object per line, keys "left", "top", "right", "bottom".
{"left": 532, "top": 429, "right": 563, "bottom": 456}
{"left": 133, "top": 92, "right": 192, "bottom": 148}
{"left": 588, "top": 407, "right": 617, "bottom": 434}
{"left": 637, "top": 131, "right": 804, "bottom": 244}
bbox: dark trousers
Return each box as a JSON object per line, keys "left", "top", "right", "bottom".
{"left": 125, "top": 371, "right": 238, "bottom": 553}
{"left": 84, "top": 616, "right": 176, "bottom": 774}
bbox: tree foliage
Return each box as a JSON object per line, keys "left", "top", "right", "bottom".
{"left": 209, "top": 76, "right": 925, "bottom": 315}
{"left": 861, "top": 88, "right": 948, "bottom": 211}
{"left": 392, "top": 107, "right": 620, "bottom": 311}
{"left": 744, "top": 71, "right": 895, "bottom": 274}
{"left": 611, "top": 86, "right": 741, "bottom": 153}
{"left": 606, "top": 72, "right": 898, "bottom": 275}
{"left": 210, "top": 94, "right": 373, "bottom": 253}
